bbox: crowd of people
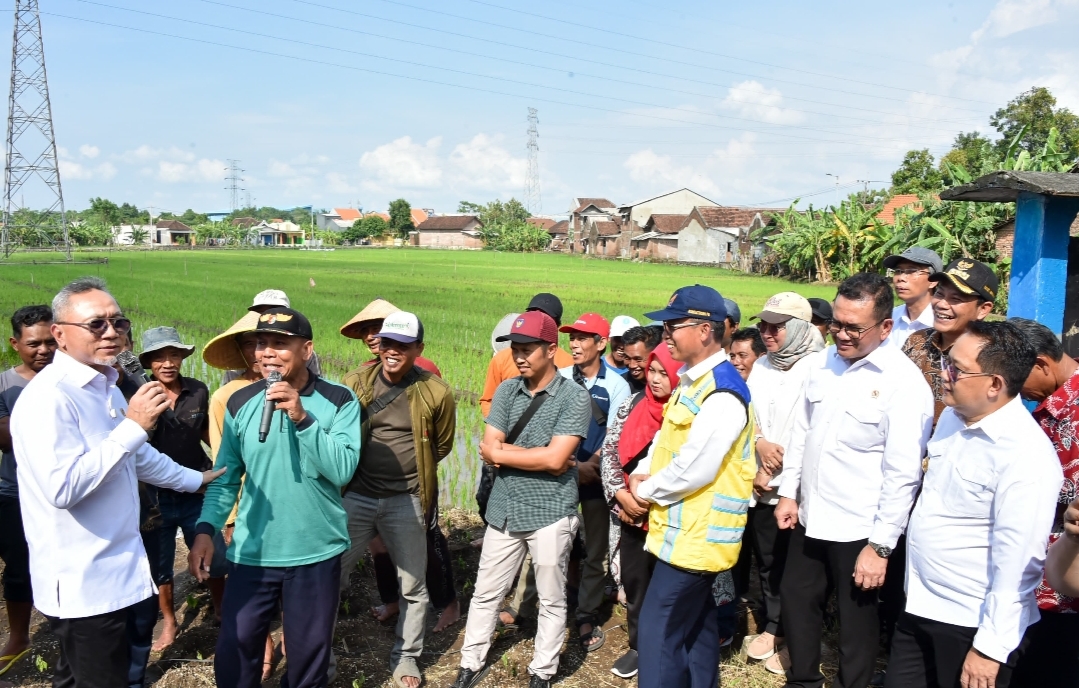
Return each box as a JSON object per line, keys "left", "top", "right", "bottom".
{"left": 2, "top": 246, "right": 1079, "bottom": 688}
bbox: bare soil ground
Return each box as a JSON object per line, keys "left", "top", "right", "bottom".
{"left": 0, "top": 510, "right": 859, "bottom": 687}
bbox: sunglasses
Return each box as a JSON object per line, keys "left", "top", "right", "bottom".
{"left": 55, "top": 317, "right": 132, "bottom": 337}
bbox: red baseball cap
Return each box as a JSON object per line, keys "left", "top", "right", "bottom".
{"left": 495, "top": 311, "right": 558, "bottom": 344}
{"left": 559, "top": 312, "right": 611, "bottom": 338}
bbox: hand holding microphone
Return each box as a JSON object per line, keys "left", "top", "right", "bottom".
{"left": 259, "top": 371, "right": 308, "bottom": 442}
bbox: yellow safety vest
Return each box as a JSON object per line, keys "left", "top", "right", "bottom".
{"left": 645, "top": 360, "right": 756, "bottom": 573}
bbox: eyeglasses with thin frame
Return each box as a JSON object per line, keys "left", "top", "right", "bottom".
{"left": 941, "top": 356, "right": 997, "bottom": 382}
{"left": 54, "top": 317, "right": 132, "bottom": 337}
{"left": 662, "top": 320, "right": 706, "bottom": 335}
{"left": 827, "top": 318, "right": 885, "bottom": 341}
{"left": 887, "top": 268, "right": 931, "bottom": 278}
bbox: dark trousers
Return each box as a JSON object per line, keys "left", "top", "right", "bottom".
{"left": 781, "top": 526, "right": 879, "bottom": 688}
{"left": 749, "top": 503, "right": 789, "bottom": 637}
{"left": 619, "top": 523, "right": 656, "bottom": 651}
{"left": 374, "top": 519, "right": 457, "bottom": 609}
{"left": 48, "top": 607, "right": 130, "bottom": 688}
{"left": 879, "top": 534, "right": 907, "bottom": 653}
{"left": 637, "top": 560, "right": 719, "bottom": 688}
{"left": 0, "top": 495, "right": 32, "bottom": 603}
{"left": 1010, "top": 609, "right": 1079, "bottom": 688}
{"left": 127, "top": 595, "right": 159, "bottom": 688}
{"left": 215, "top": 556, "right": 341, "bottom": 688}
{"left": 884, "top": 612, "right": 1023, "bottom": 688}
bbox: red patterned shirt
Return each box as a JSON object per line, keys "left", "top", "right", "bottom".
{"left": 1033, "top": 367, "right": 1079, "bottom": 613}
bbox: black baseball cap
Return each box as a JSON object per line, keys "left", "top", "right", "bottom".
{"left": 645, "top": 284, "right": 727, "bottom": 323}
{"left": 255, "top": 307, "right": 314, "bottom": 339}
{"left": 807, "top": 298, "right": 832, "bottom": 322}
{"left": 527, "top": 292, "right": 563, "bottom": 325}
{"left": 930, "top": 259, "right": 999, "bottom": 303}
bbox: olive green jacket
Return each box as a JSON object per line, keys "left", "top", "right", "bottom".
{"left": 342, "top": 362, "right": 456, "bottom": 521}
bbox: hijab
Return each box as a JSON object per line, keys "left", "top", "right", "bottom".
{"left": 618, "top": 344, "right": 682, "bottom": 467}
{"left": 767, "top": 317, "right": 825, "bottom": 372}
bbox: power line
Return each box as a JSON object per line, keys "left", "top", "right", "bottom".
{"left": 2, "top": 0, "right": 69, "bottom": 260}
{"left": 59, "top": 5, "right": 969, "bottom": 150}
{"left": 525, "top": 107, "right": 541, "bottom": 214}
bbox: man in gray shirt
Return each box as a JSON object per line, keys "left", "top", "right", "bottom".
{"left": 0, "top": 305, "right": 55, "bottom": 674}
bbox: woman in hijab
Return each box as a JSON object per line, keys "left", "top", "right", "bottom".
{"left": 743, "top": 292, "right": 826, "bottom": 674}
{"left": 600, "top": 344, "right": 682, "bottom": 679}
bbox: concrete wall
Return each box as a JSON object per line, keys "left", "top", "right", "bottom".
{"left": 678, "top": 222, "right": 737, "bottom": 264}
{"left": 633, "top": 237, "right": 678, "bottom": 261}
{"left": 417, "top": 229, "right": 484, "bottom": 249}
{"left": 627, "top": 189, "right": 718, "bottom": 228}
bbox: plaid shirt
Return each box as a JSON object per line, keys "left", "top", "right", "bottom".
{"left": 485, "top": 372, "right": 590, "bottom": 532}
{"left": 1033, "top": 367, "right": 1079, "bottom": 613}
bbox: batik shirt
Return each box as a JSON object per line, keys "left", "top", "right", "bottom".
{"left": 1033, "top": 368, "right": 1079, "bottom": 613}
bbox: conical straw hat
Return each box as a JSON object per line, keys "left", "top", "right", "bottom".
{"left": 340, "top": 298, "right": 400, "bottom": 339}
{"left": 202, "top": 311, "right": 261, "bottom": 370}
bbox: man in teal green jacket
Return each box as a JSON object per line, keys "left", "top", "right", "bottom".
{"left": 189, "top": 307, "right": 360, "bottom": 688}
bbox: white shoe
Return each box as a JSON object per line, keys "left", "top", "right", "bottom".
{"left": 745, "top": 632, "right": 777, "bottom": 660}
{"left": 764, "top": 646, "right": 790, "bottom": 676}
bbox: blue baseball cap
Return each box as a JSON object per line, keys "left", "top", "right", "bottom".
{"left": 644, "top": 284, "right": 728, "bottom": 323}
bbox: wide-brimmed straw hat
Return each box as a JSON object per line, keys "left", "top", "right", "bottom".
{"left": 202, "top": 311, "right": 261, "bottom": 370}
{"left": 340, "top": 298, "right": 400, "bottom": 339}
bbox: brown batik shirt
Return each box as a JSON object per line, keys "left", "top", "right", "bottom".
{"left": 901, "top": 328, "right": 950, "bottom": 427}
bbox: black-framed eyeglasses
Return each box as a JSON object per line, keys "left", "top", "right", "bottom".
{"left": 55, "top": 317, "right": 132, "bottom": 337}
{"left": 827, "top": 318, "right": 885, "bottom": 340}
{"left": 887, "top": 268, "right": 931, "bottom": 278}
{"left": 942, "top": 357, "right": 997, "bottom": 381}
{"left": 662, "top": 320, "right": 705, "bottom": 335}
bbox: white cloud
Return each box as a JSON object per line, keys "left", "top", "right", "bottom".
{"left": 720, "top": 81, "right": 803, "bottom": 125}
{"left": 447, "top": 134, "right": 527, "bottom": 191}
{"left": 623, "top": 149, "right": 720, "bottom": 197}
{"left": 79, "top": 144, "right": 99, "bottom": 159}
{"left": 971, "top": 0, "right": 1077, "bottom": 42}
{"left": 359, "top": 136, "right": 442, "bottom": 189}
{"left": 60, "top": 159, "right": 116, "bottom": 181}
{"left": 268, "top": 160, "right": 296, "bottom": 178}
{"left": 325, "top": 172, "right": 355, "bottom": 194}
{"left": 156, "top": 157, "right": 225, "bottom": 184}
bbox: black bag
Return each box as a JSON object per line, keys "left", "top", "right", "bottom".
{"left": 476, "top": 389, "right": 550, "bottom": 522}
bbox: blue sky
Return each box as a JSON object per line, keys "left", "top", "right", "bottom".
{"left": 25, "top": 0, "right": 1079, "bottom": 216}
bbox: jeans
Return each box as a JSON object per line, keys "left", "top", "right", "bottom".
{"left": 374, "top": 516, "right": 457, "bottom": 609}
{"left": 339, "top": 491, "right": 429, "bottom": 670}
{"left": 145, "top": 488, "right": 226, "bottom": 584}
{"left": 637, "top": 560, "right": 720, "bottom": 688}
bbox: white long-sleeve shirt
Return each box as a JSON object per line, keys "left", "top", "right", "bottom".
{"left": 777, "top": 344, "right": 932, "bottom": 548}
{"left": 885, "top": 302, "right": 934, "bottom": 350}
{"left": 906, "top": 397, "right": 1063, "bottom": 663}
{"left": 633, "top": 350, "right": 747, "bottom": 507}
{"left": 746, "top": 352, "right": 821, "bottom": 506}
{"left": 11, "top": 350, "right": 203, "bottom": 619}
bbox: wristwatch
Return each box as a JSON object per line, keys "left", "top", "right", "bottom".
{"left": 869, "top": 542, "right": 892, "bottom": 559}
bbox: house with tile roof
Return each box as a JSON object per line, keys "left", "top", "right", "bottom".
{"left": 618, "top": 188, "right": 719, "bottom": 229}
{"left": 627, "top": 213, "right": 689, "bottom": 261}
{"left": 411, "top": 215, "right": 484, "bottom": 249}
{"left": 678, "top": 206, "right": 781, "bottom": 268}
{"left": 546, "top": 220, "right": 570, "bottom": 251}
{"left": 568, "top": 196, "right": 618, "bottom": 253}
{"left": 152, "top": 219, "right": 195, "bottom": 246}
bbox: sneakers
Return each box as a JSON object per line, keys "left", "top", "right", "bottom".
{"left": 746, "top": 632, "right": 777, "bottom": 660}
{"left": 610, "top": 649, "right": 639, "bottom": 679}
{"left": 528, "top": 674, "right": 551, "bottom": 688}
{"left": 450, "top": 666, "right": 490, "bottom": 688}
{"left": 764, "top": 646, "right": 791, "bottom": 676}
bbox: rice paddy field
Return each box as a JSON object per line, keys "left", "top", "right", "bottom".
{"left": 0, "top": 247, "right": 835, "bottom": 510}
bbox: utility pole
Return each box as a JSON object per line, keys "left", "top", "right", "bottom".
{"left": 525, "top": 107, "right": 541, "bottom": 214}
{"left": 2, "top": 0, "right": 69, "bottom": 260}
{"left": 826, "top": 173, "right": 839, "bottom": 209}
{"left": 224, "top": 159, "right": 244, "bottom": 213}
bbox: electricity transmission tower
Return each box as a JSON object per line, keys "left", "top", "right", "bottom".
{"left": 225, "top": 159, "right": 244, "bottom": 213}
{"left": 2, "top": 0, "right": 69, "bottom": 259}
{"left": 525, "top": 107, "right": 541, "bottom": 214}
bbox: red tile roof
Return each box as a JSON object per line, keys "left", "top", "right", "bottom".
{"left": 155, "top": 219, "right": 192, "bottom": 231}
{"left": 548, "top": 220, "right": 569, "bottom": 235}
{"left": 527, "top": 217, "right": 556, "bottom": 230}
{"left": 876, "top": 194, "right": 934, "bottom": 226}
{"left": 691, "top": 206, "right": 778, "bottom": 229}
{"left": 334, "top": 208, "right": 362, "bottom": 221}
{"left": 594, "top": 220, "right": 622, "bottom": 237}
{"left": 647, "top": 214, "right": 689, "bottom": 234}
{"left": 574, "top": 197, "right": 615, "bottom": 213}
{"left": 416, "top": 215, "right": 481, "bottom": 230}
{"left": 365, "top": 211, "right": 391, "bottom": 222}
{"left": 411, "top": 208, "right": 429, "bottom": 225}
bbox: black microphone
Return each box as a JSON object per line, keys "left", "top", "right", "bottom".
{"left": 115, "top": 351, "right": 177, "bottom": 425}
{"left": 259, "top": 371, "right": 283, "bottom": 443}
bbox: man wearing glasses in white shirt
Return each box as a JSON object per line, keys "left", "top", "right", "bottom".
{"left": 10, "top": 277, "right": 223, "bottom": 687}
{"left": 775, "top": 273, "right": 933, "bottom": 688}
{"left": 882, "top": 247, "right": 941, "bottom": 350}
{"left": 886, "top": 321, "right": 1063, "bottom": 688}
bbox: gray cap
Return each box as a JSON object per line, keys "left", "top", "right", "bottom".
{"left": 138, "top": 326, "right": 195, "bottom": 366}
{"left": 723, "top": 298, "right": 741, "bottom": 325}
{"left": 882, "top": 246, "right": 943, "bottom": 274}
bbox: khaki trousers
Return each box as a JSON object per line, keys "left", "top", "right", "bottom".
{"left": 460, "top": 514, "right": 578, "bottom": 680}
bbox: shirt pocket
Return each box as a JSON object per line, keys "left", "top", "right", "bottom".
{"left": 946, "top": 461, "right": 993, "bottom": 518}
{"left": 837, "top": 405, "right": 884, "bottom": 452}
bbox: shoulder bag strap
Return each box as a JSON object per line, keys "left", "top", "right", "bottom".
{"left": 505, "top": 389, "right": 550, "bottom": 445}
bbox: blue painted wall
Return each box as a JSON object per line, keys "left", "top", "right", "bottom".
{"left": 1006, "top": 192, "right": 1079, "bottom": 336}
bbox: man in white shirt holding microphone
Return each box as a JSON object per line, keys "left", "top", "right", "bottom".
{"left": 10, "top": 277, "right": 222, "bottom": 687}
{"left": 885, "top": 320, "right": 1062, "bottom": 688}
{"left": 775, "top": 273, "right": 933, "bottom": 688}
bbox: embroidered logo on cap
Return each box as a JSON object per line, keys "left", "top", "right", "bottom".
{"left": 260, "top": 313, "right": 294, "bottom": 325}
{"left": 515, "top": 318, "right": 525, "bottom": 329}
{"left": 668, "top": 292, "right": 678, "bottom": 307}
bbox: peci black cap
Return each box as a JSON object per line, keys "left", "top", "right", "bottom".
{"left": 930, "top": 258, "right": 999, "bottom": 303}
{"left": 255, "top": 307, "right": 313, "bottom": 340}
{"left": 526, "top": 292, "right": 563, "bottom": 326}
